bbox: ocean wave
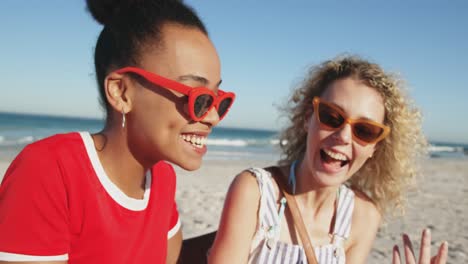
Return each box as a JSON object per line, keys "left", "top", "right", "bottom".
{"left": 428, "top": 145, "right": 464, "bottom": 153}
{"left": 206, "top": 138, "right": 279, "bottom": 147}
{"left": 18, "top": 136, "right": 34, "bottom": 144}
{"left": 428, "top": 144, "right": 467, "bottom": 158}
{"left": 206, "top": 139, "right": 248, "bottom": 147}
{"left": 0, "top": 136, "right": 36, "bottom": 147}
{"left": 1, "top": 127, "right": 466, "bottom": 160}
{"left": 270, "top": 139, "right": 280, "bottom": 145}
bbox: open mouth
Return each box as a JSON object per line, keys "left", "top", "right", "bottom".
{"left": 180, "top": 134, "right": 207, "bottom": 149}
{"left": 320, "top": 148, "right": 350, "bottom": 168}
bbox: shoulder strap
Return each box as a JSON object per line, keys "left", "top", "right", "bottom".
{"left": 267, "top": 166, "right": 319, "bottom": 264}
{"left": 333, "top": 185, "right": 354, "bottom": 238}
{"left": 248, "top": 168, "right": 281, "bottom": 228}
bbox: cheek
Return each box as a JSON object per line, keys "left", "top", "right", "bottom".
{"left": 306, "top": 123, "right": 320, "bottom": 149}
{"left": 351, "top": 145, "right": 374, "bottom": 168}
{"left": 307, "top": 117, "right": 323, "bottom": 139}
{"left": 133, "top": 93, "right": 187, "bottom": 134}
{"left": 151, "top": 105, "right": 187, "bottom": 132}
{"left": 141, "top": 89, "right": 183, "bottom": 116}
{"left": 305, "top": 121, "right": 331, "bottom": 158}
{"left": 308, "top": 121, "right": 335, "bottom": 146}
{"left": 361, "top": 145, "right": 375, "bottom": 158}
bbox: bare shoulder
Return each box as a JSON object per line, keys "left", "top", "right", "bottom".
{"left": 352, "top": 188, "right": 382, "bottom": 221}
{"left": 227, "top": 169, "right": 261, "bottom": 199}
{"left": 208, "top": 169, "right": 264, "bottom": 262}
{"left": 348, "top": 188, "right": 382, "bottom": 245}
{"left": 220, "top": 168, "right": 263, "bottom": 218}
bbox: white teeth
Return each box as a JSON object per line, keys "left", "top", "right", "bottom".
{"left": 180, "top": 134, "right": 207, "bottom": 148}
{"left": 323, "top": 149, "right": 348, "bottom": 161}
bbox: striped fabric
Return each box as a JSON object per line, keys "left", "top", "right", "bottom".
{"left": 247, "top": 168, "right": 355, "bottom": 264}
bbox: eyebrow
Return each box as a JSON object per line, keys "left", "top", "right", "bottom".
{"left": 177, "top": 74, "right": 223, "bottom": 88}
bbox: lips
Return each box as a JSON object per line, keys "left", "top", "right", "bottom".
{"left": 320, "top": 148, "right": 350, "bottom": 168}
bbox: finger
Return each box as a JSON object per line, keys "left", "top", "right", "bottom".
{"left": 403, "top": 233, "right": 416, "bottom": 264}
{"left": 392, "top": 245, "right": 402, "bottom": 264}
{"left": 419, "top": 229, "right": 431, "bottom": 264}
{"left": 432, "top": 241, "right": 448, "bottom": 264}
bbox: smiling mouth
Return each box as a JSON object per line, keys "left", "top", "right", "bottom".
{"left": 320, "top": 149, "right": 350, "bottom": 167}
{"left": 180, "top": 134, "right": 207, "bottom": 149}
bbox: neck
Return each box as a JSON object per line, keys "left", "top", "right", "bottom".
{"left": 92, "top": 127, "right": 149, "bottom": 199}
{"left": 293, "top": 161, "right": 339, "bottom": 212}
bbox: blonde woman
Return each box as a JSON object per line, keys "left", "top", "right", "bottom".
{"left": 209, "top": 56, "right": 446, "bottom": 263}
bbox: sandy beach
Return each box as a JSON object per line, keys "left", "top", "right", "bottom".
{"left": 1, "top": 157, "right": 467, "bottom": 263}
{"left": 174, "top": 158, "right": 468, "bottom": 263}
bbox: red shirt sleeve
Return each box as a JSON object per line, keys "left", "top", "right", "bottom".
{"left": 0, "top": 144, "right": 70, "bottom": 256}
{"left": 154, "top": 161, "right": 180, "bottom": 239}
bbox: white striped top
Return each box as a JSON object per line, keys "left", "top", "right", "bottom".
{"left": 247, "top": 168, "right": 355, "bottom": 264}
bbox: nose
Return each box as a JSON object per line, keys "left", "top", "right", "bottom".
{"left": 200, "top": 106, "right": 220, "bottom": 126}
{"left": 333, "top": 123, "right": 352, "bottom": 144}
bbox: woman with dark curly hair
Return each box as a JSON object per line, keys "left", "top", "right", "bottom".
{"left": 0, "top": 1, "right": 234, "bottom": 263}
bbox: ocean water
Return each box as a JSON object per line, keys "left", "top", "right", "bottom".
{"left": 0, "top": 112, "right": 281, "bottom": 161}
{"left": 1, "top": 112, "right": 467, "bottom": 161}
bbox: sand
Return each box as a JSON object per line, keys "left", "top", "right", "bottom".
{"left": 1, "top": 158, "right": 467, "bottom": 263}
{"left": 174, "top": 158, "right": 468, "bottom": 263}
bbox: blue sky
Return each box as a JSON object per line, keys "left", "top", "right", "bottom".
{"left": 1, "top": 1, "right": 467, "bottom": 144}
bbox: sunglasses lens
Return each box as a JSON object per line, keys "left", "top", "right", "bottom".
{"left": 318, "top": 103, "right": 344, "bottom": 128}
{"left": 194, "top": 94, "right": 214, "bottom": 118}
{"left": 217, "top": 97, "right": 233, "bottom": 119}
{"left": 354, "top": 123, "right": 384, "bottom": 143}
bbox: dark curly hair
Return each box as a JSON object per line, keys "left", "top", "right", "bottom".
{"left": 86, "top": 0, "right": 207, "bottom": 118}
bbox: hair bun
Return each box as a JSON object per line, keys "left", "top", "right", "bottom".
{"left": 86, "top": 0, "right": 138, "bottom": 26}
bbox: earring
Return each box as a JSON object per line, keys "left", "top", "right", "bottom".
{"left": 121, "top": 109, "right": 126, "bottom": 128}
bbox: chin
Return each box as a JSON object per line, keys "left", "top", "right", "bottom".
{"left": 314, "top": 171, "right": 347, "bottom": 187}
{"left": 175, "top": 159, "right": 202, "bottom": 171}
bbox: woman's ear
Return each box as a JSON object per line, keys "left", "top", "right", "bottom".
{"left": 104, "top": 71, "right": 132, "bottom": 114}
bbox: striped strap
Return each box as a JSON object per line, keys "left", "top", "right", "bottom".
{"left": 333, "top": 186, "right": 354, "bottom": 238}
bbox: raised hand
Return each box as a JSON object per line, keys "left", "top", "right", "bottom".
{"left": 392, "top": 229, "right": 448, "bottom": 264}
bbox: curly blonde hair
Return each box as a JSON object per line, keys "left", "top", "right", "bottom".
{"left": 278, "top": 55, "right": 427, "bottom": 216}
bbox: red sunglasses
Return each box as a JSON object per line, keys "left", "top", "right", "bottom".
{"left": 115, "top": 67, "right": 235, "bottom": 122}
{"left": 313, "top": 97, "right": 390, "bottom": 145}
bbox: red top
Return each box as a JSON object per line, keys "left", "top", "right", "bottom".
{"left": 0, "top": 132, "right": 180, "bottom": 263}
